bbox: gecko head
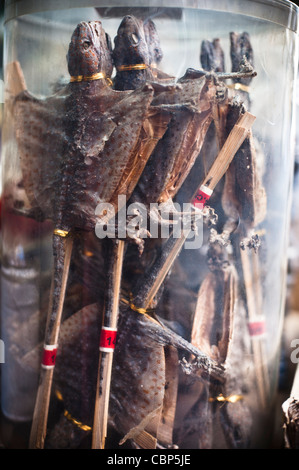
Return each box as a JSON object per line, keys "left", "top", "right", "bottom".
{"left": 67, "top": 21, "right": 113, "bottom": 78}
{"left": 112, "top": 15, "right": 150, "bottom": 69}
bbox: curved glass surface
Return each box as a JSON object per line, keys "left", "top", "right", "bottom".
{"left": 4, "top": 0, "right": 299, "bottom": 31}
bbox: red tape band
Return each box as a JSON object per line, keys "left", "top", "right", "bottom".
{"left": 192, "top": 185, "right": 213, "bottom": 208}
{"left": 99, "top": 327, "right": 117, "bottom": 352}
{"left": 248, "top": 320, "right": 266, "bottom": 337}
{"left": 42, "top": 344, "right": 58, "bottom": 369}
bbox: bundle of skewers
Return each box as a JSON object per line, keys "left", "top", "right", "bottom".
{"left": 5, "top": 15, "right": 272, "bottom": 449}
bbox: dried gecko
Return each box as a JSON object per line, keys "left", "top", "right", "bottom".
{"left": 13, "top": 20, "right": 175, "bottom": 449}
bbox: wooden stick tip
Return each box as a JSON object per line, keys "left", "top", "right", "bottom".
{"left": 237, "top": 111, "right": 256, "bottom": 130}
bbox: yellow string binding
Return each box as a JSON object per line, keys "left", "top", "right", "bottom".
{"left": 70, "top": 71, "right": 113, "bottom": 86}
{"left": 117, "top": 63, "right": 148, "bottom": 72}
{"left": 53, "top": 228, "right": 70, "bottom": 238}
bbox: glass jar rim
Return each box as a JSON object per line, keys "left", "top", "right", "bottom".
{"left": 4, "top": 0, "right": 299, "bottom": 32}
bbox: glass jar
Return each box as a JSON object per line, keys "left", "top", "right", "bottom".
{"left": 1, "top": 0, "right": 298, "bottom": 450}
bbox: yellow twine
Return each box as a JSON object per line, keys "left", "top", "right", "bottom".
{"left": 53, "top": 228, "right": 70, "bottom": 238}
{"left": 55, "top": 390, "right": 92, "bottom": 432}
{"left": 70, "top": 72, "right": 112, "bottom": 86}
{"left": 121, "top": 292, "right": 156, "bottom": 316}
{"left": 208, "top": 393, "right": 243, "bottom": 404}
{"left": 227, "top": 83, "right": 251, "bottom": 93}
{"left": 117, "top": 63, "right": 148, "bottom": 72}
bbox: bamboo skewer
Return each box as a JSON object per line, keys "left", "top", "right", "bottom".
{"left": 29, "top": 233, "right": 73, "bottom": 449}
{"left": 221, "top": 34, "right": 270, "bottom": 411}
{"left": 239, "top": 246, "right": 270, "bottom": 408}
{"left": 92, "top": 239, "right": 125, "bottom": 449}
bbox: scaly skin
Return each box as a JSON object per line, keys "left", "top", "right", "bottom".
{"left": 13, "top": 20, "right": 163, "bottom": 449}
{"left": 14, "top": 20, "right": 157, "bottom": 233}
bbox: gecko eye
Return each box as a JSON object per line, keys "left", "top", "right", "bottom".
{"left": 131, "top": 33, "right": 139, "bottom": 45}
{"left": 83, "top": 40, "right": 91, "bottom": 50}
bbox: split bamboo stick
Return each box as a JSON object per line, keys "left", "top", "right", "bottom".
{"left": 29, "top": 234, "right": 73, "bottom": 449}
{"left": 92, "top": 239, "right": 125, "bottom": 449}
